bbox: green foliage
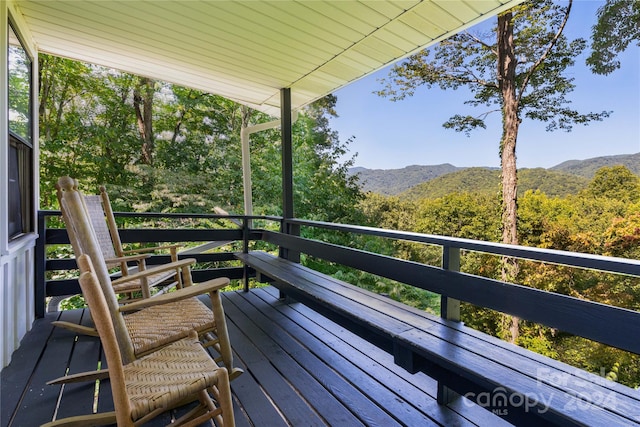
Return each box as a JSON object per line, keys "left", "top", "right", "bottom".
{"left": 583, "top": 165, "right": 640, "bottom": 202}
{"left": 587, "top": 0, "right": 640, "bottom": 75}
{"left": 59, "top": 295, "right": 86, "bottom": 311}
{"left": 304, "top": 256, "right": 440, "bottom": 315}
{"left": 414, "top": 192, "right": 502, "bottom": 241}
{"left": 292, "top": 95, "right": 363, "bottom": 224}
{"left": 401, "top": 168, "right": 588, "bottom": 200}
{"left": 39, "top": 54, "right": 374, "bottom": 313}
{"left": 351, "top": 164, "right": 460, "bottom": 195}
{"left": 402, "top": 168, "right": 499, "bottom": 200}
{"left": 555, "top": 337, "right": 640, "bottom": 388}
{"left": 604, "top": 213, "right": 640, "bottom": 260}
{"left": 38, "top": 55, "right": 362, "bottom": 225}
{"left": 357, "top": 166, "right": 640, "bottom": 387}
{"left": 378, "top": 0, "right": 610, "bottom": 133}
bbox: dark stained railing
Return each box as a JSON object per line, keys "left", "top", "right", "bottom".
{"left": 269, "top": 218, "right": 640, "bottom": 355}
{"left": 36, "top": 211, "right": 640, "bottom": 356}
{"left": 35, "top": 210, "right": 269, "bottom": 317}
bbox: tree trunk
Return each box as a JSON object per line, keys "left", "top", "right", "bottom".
{"left": 497, "top": 11, "right": 521, "bottom": 344}
{"left": 134, "top": 77, "right": 155, "bottom": 165}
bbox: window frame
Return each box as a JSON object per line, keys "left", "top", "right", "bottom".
{"left": 6, "top": 17, "right": 35, "bottom": 242}
{"left": 8, "top": 130, "right": 33, "bottom": 239}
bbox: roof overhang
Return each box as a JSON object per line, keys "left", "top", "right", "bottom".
{"left": 12, "top": 0, "right": 523, "bottom": 116}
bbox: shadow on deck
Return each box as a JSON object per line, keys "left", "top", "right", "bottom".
{"left": 2, "top": 286, "right": 509, "bottom": 426}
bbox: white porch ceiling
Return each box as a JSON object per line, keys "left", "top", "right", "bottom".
{"left": 13, "top": 0, "right": 522, "bottom": 116}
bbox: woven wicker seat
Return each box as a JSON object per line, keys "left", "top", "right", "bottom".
{"left": 42, "top": 254, "right": 235, "bottom": 427}
{"left": 51, "top": 176, "right": 243, "bottom": 384}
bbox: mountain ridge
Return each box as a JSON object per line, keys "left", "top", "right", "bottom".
{"left": 349, "top": 152, "right": 640, "bottom": 196}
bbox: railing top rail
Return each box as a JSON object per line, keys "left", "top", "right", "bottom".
{"left": 38, "top": 210, "right": 640, "bottom": 276}
{"left": 284, "top": 218, "right": 640, "bottom": 277}
{"left": 39, "top": 210, "right": 281, "bottom": 222}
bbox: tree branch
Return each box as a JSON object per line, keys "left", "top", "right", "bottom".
{"left": 461, "top": 65, "right": 499, "bottom": 89}
{"left": 517, "top": 0, "right": 572, "bottom": 104}
{"left": 464, "top": 31, "right": 498, "bottom": 56}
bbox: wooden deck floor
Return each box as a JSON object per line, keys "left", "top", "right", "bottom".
{"left": 2, "top": 286, "right": 509, "bottom": 426}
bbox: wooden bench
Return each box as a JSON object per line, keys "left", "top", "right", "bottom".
{"left": 236, "top": 251, "right": 640, "bottom": 427}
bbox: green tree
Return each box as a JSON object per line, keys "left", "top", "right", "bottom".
{"left": 293, "top": 95, "right": 363, "bottom": 224}
{"left": 38, "top": 55, "right": 142, "bottom": 205}
{"left": 38, "top": 53, "right": 362, "bottom": 225}
{"left": 587, "top": 0, "right": 640, "bottom": 75}
{"left": 584, "top": 165, "right": 640, "bottom": 202}
{"left": 378, "top": 0, "right": 611, "bottom": 342}
{"left": 604, "top": 213, "right": 640, "bottom": 259}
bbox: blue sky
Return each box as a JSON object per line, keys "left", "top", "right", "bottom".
{"left": 329, "top": 1, "right": 640, "bottom": 170}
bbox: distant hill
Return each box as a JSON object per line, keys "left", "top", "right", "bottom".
{"left": 349, "top": 153, "right": 639, "bottom": 196}
{"left": 400, "top": 168, "right": 589, "bottom": 200}
{"left": 551, "top": 153, "right": 640, "bottom": 178}
{"left": 348, "top": 164, "right": 462, "bottom": 195}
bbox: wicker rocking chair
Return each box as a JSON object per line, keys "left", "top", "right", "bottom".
{"left": 57, "top": 182, "right": 184, "bottom": 301}
{"left": 42, "top": 254, "right": 235, "bottom": 427}
{"left": 51, "top": 176, "right": 243, "bottom": 384}
{"left": 84, "top": 185, "right": 184, "bottom": 297}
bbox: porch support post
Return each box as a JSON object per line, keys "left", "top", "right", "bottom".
{"left": 279, "top": 88, "right": 299, "bottom": 275}
{"left": 240, "top": 123, "right": 253, "bottom": 226}
{"left": 281, "top": 88, "right": 294, "bottom": 222}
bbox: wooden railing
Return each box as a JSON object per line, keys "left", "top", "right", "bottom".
{"left": 35, "top": 210, "right": 268, "bottom": 317}
{"left": 36, "top": 211, "right": 640, "bottom": 356}
{"left": 270, "top": 218, "right": 640, "bottom": 355}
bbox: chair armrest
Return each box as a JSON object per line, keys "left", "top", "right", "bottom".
{"left": 111, "top": 258, "right": 196, "bottom": 286}
{"left": 104, "top": 254, "right": 150, "bottom": 264}
{"left": 118, "top": 277, "right": 230, "bottom": 312}
{"left": 122, "top": 244, "right": 181, "bottom": 255}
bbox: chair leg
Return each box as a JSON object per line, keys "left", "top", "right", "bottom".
{"left": 52, "top": 321, "right": 99, "bottom": 337}
{"left": 47, "top": 369, "right": 110, "bottom": 385}
{"left": 40, "top": 411, "right": 117, "bottom": 426}
{"left": 213, "top": 369, "right": 234, "bottom": 427}
{"left": 208, "top": 291, "right": 243, "bottom": 379}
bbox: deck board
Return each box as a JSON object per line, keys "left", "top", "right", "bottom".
{"left": 1, "top": 314, "right": 56, "bottom": 427}
{"left": 225, "top": 290, "right": 362, "bottom": 426}
{"left": 244, "top": 287, "right": 439, "bottom": 426}
{"left": 55, "top": 309, "right": 102, "bottom": 420}
{"left": 2, "top": 286, "right": 508, "bottom": 426}
{"left": 10, "top": 310, "right": 82, "bottom": 427}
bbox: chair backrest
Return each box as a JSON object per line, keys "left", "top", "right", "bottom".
{"left": 56, "top": 176, "right": 136, "bottom": 362}
{"left": 77, "top": 254, "right": 132, "bottom": 425}
{"left": 83, "top": 192, "right": 120, "bottom": 265}
{"left": 84, "top": 185, "right": 128, "bottom": 262}
{"left": 99, "top": 186, "right": 127, "bottom": 256}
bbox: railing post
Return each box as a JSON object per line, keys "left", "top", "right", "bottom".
{"left": 34, "top": 211, "right": 47, "bottom": 318}
{"left": 438, "top": 245, "right": 460, "bottom": 404}
{"left": 441, "top": 246, "right": 460, "bottom": 321}
{"left": 281, "top": 221, "right": 300, "bottom": 263}
{"left": 242, "top": 216, "right": 250, "bottom": 292}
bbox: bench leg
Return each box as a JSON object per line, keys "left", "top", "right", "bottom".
{"left": 437, "top": 383, "right": 458, "bottom": 405}
{"left": 278, "top": 288, "right": 291, "bottom": 302}
{"left": 394, "top": 342, "right": 458, "bottom": 406}
{"left": 393, "top": 342, "right": 419, "bottom": 374}
{"left": 242, "top": 263, "right": 250, "bottom": 292}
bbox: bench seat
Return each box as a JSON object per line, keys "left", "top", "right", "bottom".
{"left": 236, "top": 251, "right": 640, "bottom": 427}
